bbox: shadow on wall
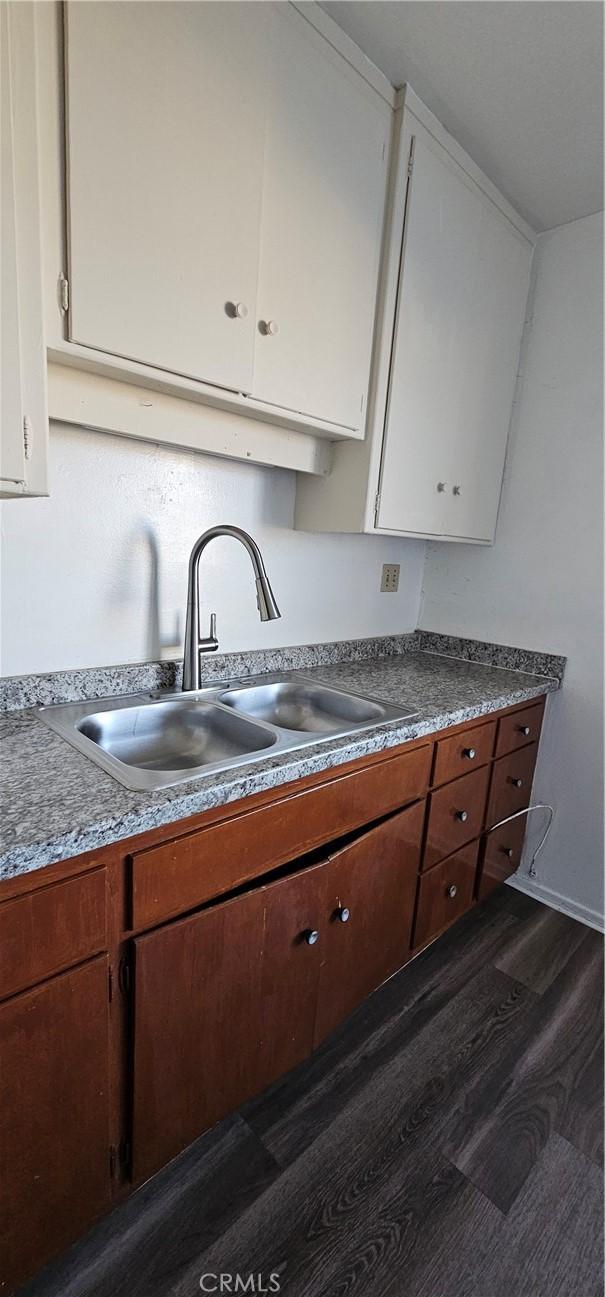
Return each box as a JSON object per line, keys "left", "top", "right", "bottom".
{"left": 142, "top": 523, "right": 182, "bottom": 659}
{"left": 113, "top": 521, "right": 182, "bottom": 661}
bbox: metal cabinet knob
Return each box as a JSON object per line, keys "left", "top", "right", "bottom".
{"left": 518, "top": 725, "right": 531, "bottom": 736}
{"left": 304, "top": 929, "right": 320, "bottom": 946}
{"left": 455, "top": 809, "right": 468, "bottom": 822}
{"left": 437, "top": 481, "right": 447, "bottom": 493}
{"left": 463, "top": 747, "right": 476, "bottom": 760}
{"left": 259, "top": 319, "right": 279, "bottom": 336}
{"left": 452, "top": 485, "right": 462, "bottom": 496}
{"left": 225, "top": 301, "right": 248, "bottom": 319}
{"left": 335, "top": 906, "right": 350, "bottom": 923}
{"left": 500, "top": 847, "right": 514, "bottom": 859}
{"left": 447, "top": 884, "right": 458, "bottom": 898}
{"left": 509, "top": 776, "right": 523, "bottom": 788}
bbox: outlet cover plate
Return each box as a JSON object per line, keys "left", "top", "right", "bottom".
{"left": 381, "top": 563, "right": 400, "bottom": 593}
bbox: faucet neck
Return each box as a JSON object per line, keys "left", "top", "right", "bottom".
{"left": 182, "top": 526, "right": 280, "bottom": 692}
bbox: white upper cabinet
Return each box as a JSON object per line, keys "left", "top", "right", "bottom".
{"left": 251, "top": 9, "right": 389, "bottom": 431}
{"left": 65, "top": 1, "right": 268, "bottom": 394}
{"left": 62, "top": 2, "right": 390, "bottom": 435}
{"left": 376, "top": 121, "right": 532, "bottom": 541}
{"left": 295, "top": 90, "right": 534, "bottom": 543}
{"left": 1, "top": 2, "right": 49, "bottom": 499}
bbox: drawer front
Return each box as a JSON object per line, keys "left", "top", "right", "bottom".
{"left": 131, "top": 744, "right": 432, "bottom": 929}
{"left": 496, "top": 699, "right": 544, "bottom": 758}
{"left": 478, "top": 817, "right": 527, "bottom": 900}
{"left": 0, "top": 868, "right": 107, "bottom": 1001}
{"left": 486, "top": 743, "right": 538, "bottom": 829}
{"left": 413, "top": 841, "right": 479, "bottom": 949}
{"left": 432, "top": 719, "right": 497, "bottom": 787}
{"left": 423, "top": 764, "right": 491, "bottom": 871}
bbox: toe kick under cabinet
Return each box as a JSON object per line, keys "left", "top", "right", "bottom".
{"left": 0, "top": 696, "right": 545, "bottom": 1293}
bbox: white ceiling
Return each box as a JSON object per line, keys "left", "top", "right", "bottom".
{"left": 321, "top": 1, "right": 604, "bottom": 231}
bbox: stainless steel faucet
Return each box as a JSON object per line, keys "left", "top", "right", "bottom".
{"left": 182, "top": 525, "right": 281, "bottom": 691}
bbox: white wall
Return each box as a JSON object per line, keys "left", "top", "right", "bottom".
{"left": 420, "top": 211, "right": 604, "bottom": 927}
{"left": 0, "top": 425, "right": 425, "bottom": 675}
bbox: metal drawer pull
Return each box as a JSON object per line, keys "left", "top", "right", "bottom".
{"left": 463, "top": 747, "right": 476, "bottom": 760}
{"left": 518, "top": 725, "right": 531, "bottom": 736}
{"left": 500, "top": 847, "right": 515, "bottom": 859}
{"left": 509, "top": 777, "right": 524, "bottom": 788}
{"left": 335, "top": 906, "right": 350, "bottom": 923}
{"left": 304, "top": 929, "right": 320, "bottom": 946}
{"left": 455, "top": 809, "right": 468, "bottom": 822}
{"left": 447, "top": 883, "right": 458, "bottom": 899}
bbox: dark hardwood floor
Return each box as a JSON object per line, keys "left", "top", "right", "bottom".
{"left": 19, "top": 887, "right": 604, "bottom": 1297}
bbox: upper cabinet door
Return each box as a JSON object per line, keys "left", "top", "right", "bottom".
{"left": 64, "top": 1, "right": 268, "bottom": 393}
{"left": 376, "top": 117, "right": 532, "bottom": 541}
{"left": 1, "top": 1, "right": 48, "bottom": 498}
{"left": 251, "top": 8, "right": 389, "bottom": 431}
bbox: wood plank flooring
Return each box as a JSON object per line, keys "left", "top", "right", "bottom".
{"left": 19, "top": 888, "right": 604, "bottom": 1297}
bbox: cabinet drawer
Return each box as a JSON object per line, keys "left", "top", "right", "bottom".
{"left": 487, "top": 743, "right": 538, "bottom": 829}
{"left": 423, "top": 764, "right": 490, "bottom": 871}
{"left": 413, "top": 841, "right": 479, "bottom": 949}
{"left": 131, "top": 745, "right": 431, "bottom": 929}
{"left": 496, "top": 699, "right": 544, "bottom": 758}
{"left": 478, "top": 817, "right": 527, "bottom": 901}
{"left": 0, "top": 868, "right": 107, "bottom": 1001}
{"left": 432, "top": 719, "right": 496, "bottom": 787}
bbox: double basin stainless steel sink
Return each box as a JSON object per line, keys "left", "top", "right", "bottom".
{"left": 38, "top": 673, "right": 417, "bottom": 792}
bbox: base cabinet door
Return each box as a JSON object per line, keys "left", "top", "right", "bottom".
{"left": 0, "top": 958, "right": 111, "bottom": 1292}
{"left": 314, "top": 803, "right": 424, "bottom": 1044}
{"left": 131, "top": 866, "right": 327, "bottom": 1183}
{"left": 132, "top": 801, "right": 427, "bottom": 1183}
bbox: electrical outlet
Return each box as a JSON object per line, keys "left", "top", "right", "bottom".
{"left": 380, "top": 563, "right": 400, "bottom": 593}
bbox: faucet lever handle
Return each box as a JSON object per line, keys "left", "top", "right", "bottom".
{"left": 199, "top": 612, "right": 219, "bottom": 655}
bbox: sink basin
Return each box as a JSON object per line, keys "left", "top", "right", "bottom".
{"left": 38, "top": 672, "right": 418, "bottom": 791}
{"left": 218, "top": 681, "right": 388, "bottom": 733}
{"left": 40, "top": 696, "right": 278, "bottom": 791}
{"left": 78, "top": 698, "right": 276, "bottom": 772}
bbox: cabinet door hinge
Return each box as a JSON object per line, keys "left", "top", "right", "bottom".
{"left": 108, "top": 965, "right": 114, "bottom": 1002}
{"left": 59, "top": 273, "right": 69, "bottom": 312}
{"left": 23, "top": 415, "right": 33, "bottom": 461}
{"left": 374, "top": 489, "right": 381, "bottom": 522}
{"left": 109, "top": 1144, "right": 118, "bottom": 1178}
{"left": 407, "top": 139, "right": 415, "bottom": 177}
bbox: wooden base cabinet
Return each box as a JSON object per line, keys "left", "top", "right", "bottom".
{"left": 132, "top": 803, "right": 424, "bottom": 1182}
{"left": 0, "top": 959, "right": 111, "bottom": 1292}
{"left": 0, "top": 695, "right": 547, "bottom": 1291}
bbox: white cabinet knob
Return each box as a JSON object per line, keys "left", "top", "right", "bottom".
{"left": 225, "top": 301, "right": 248, "bottom": 319}
{"left": 437, "top": 482, "right": 447, "bottom": 493}
{"left": 259, "top": 319, "right": 279, "bottom": 336}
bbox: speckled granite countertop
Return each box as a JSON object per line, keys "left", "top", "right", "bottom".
{"left": 0, "top": 642, "right": 562, "bottom": 883}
